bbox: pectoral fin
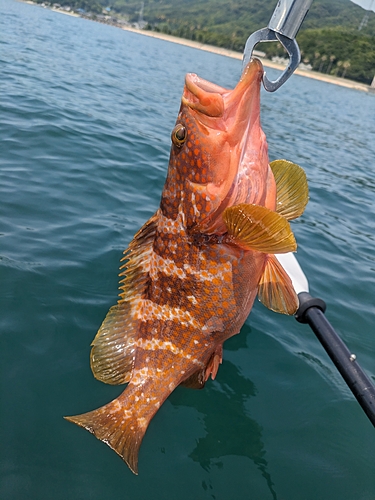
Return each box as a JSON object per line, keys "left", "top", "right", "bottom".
{"left": 258, "top": 254, "right": 298, "bottom": 315}
{"left": 270, "top": 159, "right": 309, "bottom": 220}
{"left": 223, "top": 203, "right": 296, "bottom": 253}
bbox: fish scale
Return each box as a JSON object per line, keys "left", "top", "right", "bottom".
{"left": 65, "top": 59, "right": 308, "bottom": 474}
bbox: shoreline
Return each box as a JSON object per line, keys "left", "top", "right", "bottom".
{"left": 21, "top": 1, "right": 373, "bottom": 93}
{"left": 121, "top": 26, "right": 372, "bottom": 93}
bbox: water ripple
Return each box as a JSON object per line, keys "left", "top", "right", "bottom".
{"left": 1, "top": 0, "right": 375, "bottom": 498}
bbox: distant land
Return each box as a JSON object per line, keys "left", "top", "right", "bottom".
{"left": 28, "top": 0, "right": 375, "bottom": 86}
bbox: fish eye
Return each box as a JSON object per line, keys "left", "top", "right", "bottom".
{"left": 171, "top": 124, "right": 187, "bottom": 147}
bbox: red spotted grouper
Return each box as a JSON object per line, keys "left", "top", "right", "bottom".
{"left": 65, "top": 58, "right": 308, "bottom": 474}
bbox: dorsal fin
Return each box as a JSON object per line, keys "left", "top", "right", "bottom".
{"left": 270, "top": 159, "right": 309, "bottom": 221}
{"left": 90, "top": 212, "right": 158, "bottom": 385}
{"left": 223, "top": 203, "right": 296, "bottom": 254}
{"left": 258, "top": 254, "right": 298, "bottom": 315}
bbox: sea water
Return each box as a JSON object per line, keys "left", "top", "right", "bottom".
{"left": 1, "top": 0, "right": 375, "bottom": 498}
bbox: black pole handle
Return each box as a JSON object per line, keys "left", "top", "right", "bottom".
{"left": 295, "top": 292, "right": 375, "bottom": 427}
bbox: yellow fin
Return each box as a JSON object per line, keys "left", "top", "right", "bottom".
{"left": 90, "top": 212, "right": 158, "bottom": 385}
{"left": 258, "top": 254, "right": 298, "bottom": 315}
{"left": 270, "top": 159, "right": 309, "bottom": 220}
{"left": 90, "top": 302, "right": 136, "bottom": 385}
{"left": 223, "top": 203, "right": 296, "bottom": 254}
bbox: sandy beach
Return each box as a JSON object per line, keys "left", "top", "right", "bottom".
{"left": 121, "top": 26, "right": 373, "bottom": 94}
{"left": 21, "top": 1, "right": 373, "bottom": 93}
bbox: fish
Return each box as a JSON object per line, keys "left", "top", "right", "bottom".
{"left": 65, "top": 58, "right": 308, "bottom": 474}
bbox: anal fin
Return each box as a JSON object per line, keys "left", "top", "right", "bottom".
{"left": 181, "top": 345, "right": 223, "bottom": 389}
{"left": 258, "top": 254, "right": 298, "bottom": 315}
{"left": 205, "top": 345, "right": 223, "bottom": 381}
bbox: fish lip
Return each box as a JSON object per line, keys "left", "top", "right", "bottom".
{"left": 223, "top": 58, "right": 264, "bottom": 133}
{"left": 182, "top": 58, "right": 263, "bottom": 132}
{"left": 183, "top": 74, "right": 227, "bottom": 117}
{"left": 183, "top": 58, "right": 263, "bottom": 113}
{"left": 185, "top": 74, "right": 229, "bottom": 96}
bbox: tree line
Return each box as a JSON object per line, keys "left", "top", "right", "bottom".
{"left": 35, "top": 0, "right": 375, "bottom": 84}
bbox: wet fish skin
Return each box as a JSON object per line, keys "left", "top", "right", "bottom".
{"left": 65, "top": 59, "right": 308, "bottom": 474}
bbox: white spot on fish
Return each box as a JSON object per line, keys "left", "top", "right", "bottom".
{"left": 187, "top": 295, "right": 198, "bottom": 305}
{"left": 192, "top": 358, "right": 205, "bottom": 367}
{"left": 149, "top": 251, "right": 186, "bottom": 280}
{"left": 137, "top": 417, "right": 147, "bottom": 430}
{"left": 136, "top": 338, "right": 200, "bottom": 363}
{"left": 134, "top": 299, "right": 200, "bottom": 328}
{"left": 131, "top": 366, "right": 150, "bottom": 385}
{"left": 191, "top": 192, "right": 200, "bottom": 217}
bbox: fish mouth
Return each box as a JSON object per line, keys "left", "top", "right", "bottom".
{"left": 182, "top": 58, "right": 263, "bottom": 125}
{"left": 182, "top": 74, "right": 226, "bottom": 118}
{"left": 182, "top": 59, "right": 266, "bottom": 230}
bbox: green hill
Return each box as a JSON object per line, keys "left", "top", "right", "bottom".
{"left": 108, "top": 0, "right": 375, "bottom": 84}
{"left": 110, "top": 0, "right": 375, "bottom": 33}
{"left": 53, "top": 0, "right": 375, "bottom": 84}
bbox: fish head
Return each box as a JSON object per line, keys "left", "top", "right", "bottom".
{"left": 161, "top": 58, "right": 275, "bottom": 233}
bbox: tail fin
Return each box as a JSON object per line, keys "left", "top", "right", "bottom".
{"left": 64, "top": 398, "right": 148, "bottom": 474}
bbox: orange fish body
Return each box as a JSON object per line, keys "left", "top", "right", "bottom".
{"left": 65, "top": 59, "right": 308, "bottom": 474}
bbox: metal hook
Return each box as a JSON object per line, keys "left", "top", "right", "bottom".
{"left": 242, "top": 0, "right": 313, "bottom": 91}
{"left": 242, "top": 28, "right": 301, "bottom": 92}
